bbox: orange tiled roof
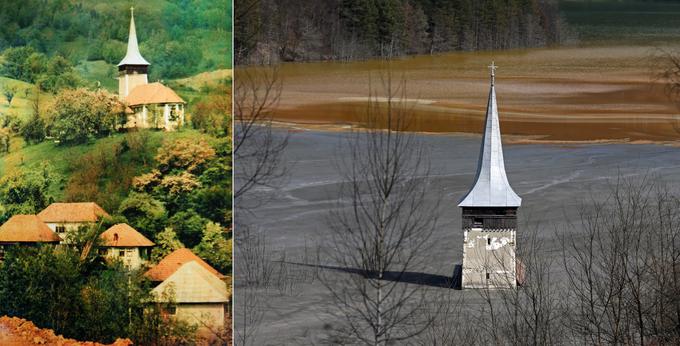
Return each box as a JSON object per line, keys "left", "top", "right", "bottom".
{"left": 0, "top": 215, "right": 62, "bottom": 243}
{"left": 144, "top": 248, "right": 224, "bottom": 282}
{"left": 37, "top": 202, "right": 110, "bottom": 223}
{"left": 100, "top": 223, "right": 154, "bottom": 247}
{"left": 125, "top": 82, "right": 185, "bottom": 107}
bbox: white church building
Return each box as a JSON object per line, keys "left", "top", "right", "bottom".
{"left": 118, "top": 8, "right": 186, "bottom": 131}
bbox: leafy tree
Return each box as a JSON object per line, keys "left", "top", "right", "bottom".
{"left": 0, "top": 245, "right": 84, "bottom": 336}
{"left": 194, "top": 137, "right": 231, "bottom": 224}
{"left": 193, "top": 222, "right": 232, "bottom": 274}
{"left": 48, "top": 88, "right": 124, "bottom": 145}
{"left": 151, "top": 227, "right": 184, "bottom": 263}
{"left": 0, "top": 163, "right": 53, "bottom": 223}
{"left": 191, "top": 82, "right": 231, "bottom": 137}
{"left": 0, "top": 245, "right": 197, "bottom": 344}
{"left": 0, "top": 46, "right": 36, "bottom": 80}
{"left": 3, "top": 85, "right": 16, "bottom": 106}
{"left": 155, "top": 138, "right": 216, "bottom": 174}
{"left": 21, "top": 112, "right": 46, "bottom": 144}
{"left": 118, "top": 192, "right": 167, "bottom": 239}
{"left": 168, "top": 210, "right": 210, "bottom": 248}
{"left": 37, "top": 55, "right": 80, "bottom": 93}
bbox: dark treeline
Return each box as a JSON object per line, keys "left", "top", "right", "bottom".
{"left": 235, "top": 0, "right": 564, "bottom": 63}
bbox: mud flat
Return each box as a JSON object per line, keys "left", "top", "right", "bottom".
{"left": 253, "top": 45, "right": 680, "bottom": 142}
{"left": 234, "top": 129, "right": 680, "bottom": 343}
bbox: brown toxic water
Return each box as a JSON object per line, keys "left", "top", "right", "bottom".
{"left": 248, "top": 45, "right": 680, "bottom": 143}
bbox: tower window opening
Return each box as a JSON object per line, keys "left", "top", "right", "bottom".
{"left": 473, "top": 218, "right": 483, "bottom": 227}
{"left": 486, "top": 273, "right": 490, "bottom": 280}
{"left": 487, "top": 238, "right": 491, "bottom": 245}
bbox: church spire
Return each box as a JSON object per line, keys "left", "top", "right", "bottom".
{"left": 118, "top": 6, "right": 150, "bottom": 67}
{"left": 458, "top": 63, "right": 521, "bottom": 207}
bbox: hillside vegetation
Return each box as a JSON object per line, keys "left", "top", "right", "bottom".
{"left": 0, "top": 0, "right": 232, "bottom": 80}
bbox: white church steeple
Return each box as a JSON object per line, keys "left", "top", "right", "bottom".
{"left": 118, "top": 7, "right": 150, "bottom": 67}
{"left": 118, "top": 7, "right": 150, "bottom": 99}
{"left": 458, "top": 62, "right": 521, "bottom": 207}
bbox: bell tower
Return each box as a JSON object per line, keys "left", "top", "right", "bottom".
{"left": 118, "top": 7, "right": 150, "bottom": 99}
{"left": 458, "top": 63, "right": 521, "bottom": 289}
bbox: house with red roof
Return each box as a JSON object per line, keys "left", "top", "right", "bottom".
{"left": 37, "top": 202, "right": 110, "bottom": 243}
{"left": 0, "top": 215, "right": 62, "bottom": 260}
{"left": 145, "top": 248, "right": 229, "bottom": 332}
{"left": 99, "top": 223, "right": 155, "bottom": 270}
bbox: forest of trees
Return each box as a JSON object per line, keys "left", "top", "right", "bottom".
{"left": 235, "top": 0, "right": 565, "bottom": 63}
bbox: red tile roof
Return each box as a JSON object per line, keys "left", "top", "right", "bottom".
{"left": 144, "top": 248, "right": 224, "bottom": 282}
{"left": 100, "top": 223, "right": 154, "bottom": 247}
{"left": 125, "top": 82, "right": 185, "bottom": 106}
{"left": 0, "top": 215, "right": 62, "bottom": 243}
{"left": 37, "top": 202, "right": 110, "bottom": 223}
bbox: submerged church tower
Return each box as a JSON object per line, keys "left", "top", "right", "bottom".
{"left": 458, "top": 63, "right": 521, "bottom": 289}
{"left": 118, "top": 7, "right": 150, "bottom": 98}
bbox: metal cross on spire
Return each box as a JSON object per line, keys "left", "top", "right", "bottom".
{"left": 488, "top": 61, "right": 497, "bottom": 85}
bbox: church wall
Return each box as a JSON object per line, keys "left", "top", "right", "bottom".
{"left": 118, "top": 72, "right": 148, "bottom": 98}
{"left": 462, "top": 228, "right": 516, "bottom": 288}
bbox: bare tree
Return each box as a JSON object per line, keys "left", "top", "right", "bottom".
{"left": 233, "top": 65, "right": 291, "bottom": 345}
{"left": 233, "top": 225, "right": 269, "bottom": 346}
{"left": 654, "top": 49, "right": 680, "bottom": 135}
{"left": 475, "top": 220, "right": 564, "bottom": 346}
{"left": 319, "top": 72, "right": 441, "bottom": 345}
{"left": 559, "top": 176, "right": 680, "bottom": 345}
{"left": 233, "top": 66, "right": 288, "bottom": 207}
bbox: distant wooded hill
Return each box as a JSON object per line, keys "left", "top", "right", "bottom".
{"left": 0, "top": 0, "right": 232, "bottom": 80}
{"left": 235, "top": 0, "right": 564, "bottom": 63}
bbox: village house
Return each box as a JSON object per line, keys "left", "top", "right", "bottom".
{"left": 0, "top": 215, "right": 62, "bottom": 260}
{"left": 99, "top": 223, "right": 155, "bottom": 270}
{"left": 37, "top": 202, "right": 110, "bottom": 243}
{"left": 118, "top": 7, "right": 186, "bottom": 131}
{"left": 145, "top": 248, "right": 229, "bottom": 332}
{"left": 458, "top": 63, "right": 521, "bottom": 289}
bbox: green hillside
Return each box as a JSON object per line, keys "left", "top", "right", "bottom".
{"left": 0, "top": 129, "right": 206, "bottom": 200}
{"left": 0, "top": 0, "right": 232, "bottom": 80}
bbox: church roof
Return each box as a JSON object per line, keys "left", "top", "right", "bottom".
{"left": 144, "top": 248, "right": 224, "bottom": 282}
{"left": 151, "top": 261, "right": 229, "bottom": 303}
{"left": 118, "top": 7, "right": 150, "bottom": 67}
{"left": 38, "top": 202, "right": 110, "bottom": 223}
{"left": 0, "top": 215, "right": 62, "bottom": 243}
{"left": 100, "top": 223, "right": 154, "bottom": 247}
{"left": 458, "top": 63, "right": 521, "bottom": 208}
{"left": 125, "top": 82, "right": 185, "bottom": 106}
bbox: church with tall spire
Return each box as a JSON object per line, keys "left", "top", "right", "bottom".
{"left": 459, "top": 63, "right": 521, "bottom": 289}
{"left": 118, "top": 7, "right": 186, "bottom": 131}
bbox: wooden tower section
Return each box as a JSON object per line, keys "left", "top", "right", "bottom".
{"left": 458, "top": 63, "right": 521, "bottom": 289}
{"left": 118, "top": 7, "right": 150, "bottom": 99}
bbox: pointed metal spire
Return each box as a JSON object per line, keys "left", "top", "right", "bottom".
{"left": 118, "top": 6, "right": 150, "bottom": 67}
{"left": 458, "top": 63, "right": 521, "bottom": 207}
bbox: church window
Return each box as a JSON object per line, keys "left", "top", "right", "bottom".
{"left": 486, "top": 273, "right": 490, "bottom": 280}
{"left": 487, "top": 238, "right": 491, "bottom": 246}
